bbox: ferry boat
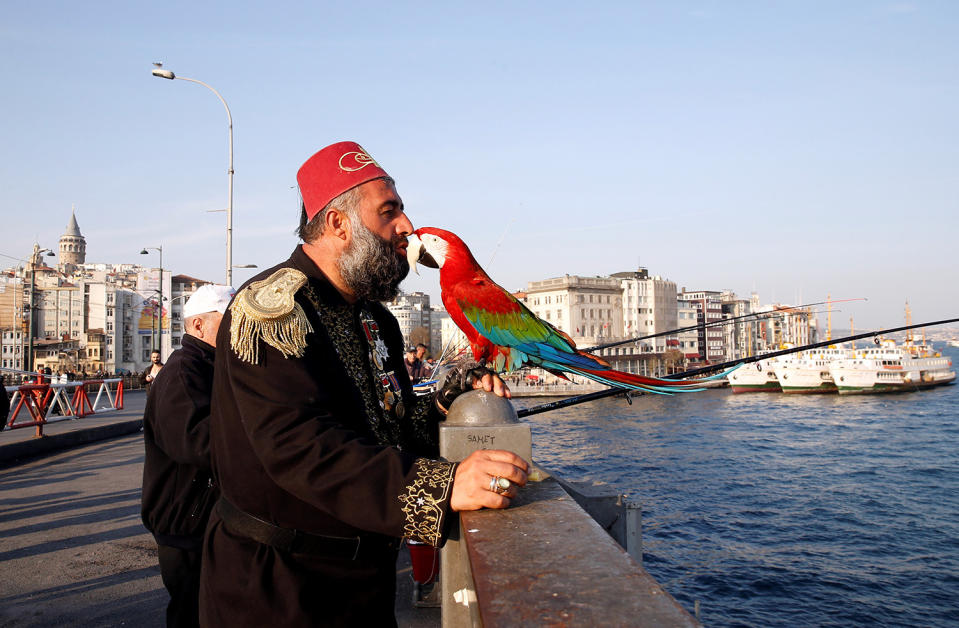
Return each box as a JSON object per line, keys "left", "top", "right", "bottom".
{"left": 728, "top": 356, "right": 781, "bottom": 393}
{"left": 829, "top": 339, "right": 955, "bottom": 394}
{"left": 774, "top": 346, "right": 854, "bottom": 394}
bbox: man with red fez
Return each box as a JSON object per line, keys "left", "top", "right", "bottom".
{"left": 200, "top": 141, "right": 528, "bottom": 626}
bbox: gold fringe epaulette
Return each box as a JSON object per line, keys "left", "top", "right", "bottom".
{"left": 230, "top": 268, "right": 312, "bottom": 365}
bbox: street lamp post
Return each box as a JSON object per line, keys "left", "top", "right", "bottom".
{"left": 27, "top": 244, "right": 55, "bottom": 374}
{"left": 151, "top": 64, "right": 234, "bottom": 286}
{"left": 140, "top": 246, "right": 163, "bottom": 356}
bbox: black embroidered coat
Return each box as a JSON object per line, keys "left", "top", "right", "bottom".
{"left": 200, "top": 246, "right": 454, "bottom": 627}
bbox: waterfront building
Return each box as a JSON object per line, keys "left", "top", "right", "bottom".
{"left": 386, "top": 291, "right": 433, "bottom": 350}
{"left": 612, "top": 268, "right": 678, "bottom": 354}
{"left": 523, "top": 273, "right": 681, "bottom": 377}
{"left": 676, "top": 301, "right": 701, "bottom": 363}
{"left": 524, "top": 274, "right": 623, "bottom": 344}
{"left": 679, "top": 289, "right": 727, "bottom": 364}
{"left": 721, "top": 292, "right": 754, "bottom": 361}
{"left": 429, "top": 305, "right": 447, "bottom": 358}
{"left": 748, "top": 301, "right": 815, "bottom": 352}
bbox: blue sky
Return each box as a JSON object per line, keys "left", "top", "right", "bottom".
{"left": 2, "top": 1, "right": 956, "bottom": 330}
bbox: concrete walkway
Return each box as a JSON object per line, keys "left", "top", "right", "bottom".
{"left": 0, "top": 390, "right": 438, "bottom": 627}
{"left": 1, "top": 390, "right": 147, "bottom": 469}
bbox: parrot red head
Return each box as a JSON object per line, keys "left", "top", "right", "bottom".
{"left": 407, "top": 227, "right": 474, "bottom": 274}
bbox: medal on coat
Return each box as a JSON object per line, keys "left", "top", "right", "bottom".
{"left": 360, "top": 310, "right": 405, "bottom": 419}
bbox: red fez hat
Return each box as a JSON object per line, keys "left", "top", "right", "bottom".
{"left": 297, "top": 141, "right": 391, "bottom": 221}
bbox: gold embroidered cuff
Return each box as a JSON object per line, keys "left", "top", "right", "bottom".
{"left": 398, "top": 458, "right": 456, "bottom": 546}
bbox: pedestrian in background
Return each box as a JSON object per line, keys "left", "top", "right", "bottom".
{"left": 140, "top": 350, "right": 163, "bottom": 393}
{"left": 404, "top": 346, "right": 428, "bottom": 383}
{"left": 141, "top": 284, "right": 234, "bottom": 628}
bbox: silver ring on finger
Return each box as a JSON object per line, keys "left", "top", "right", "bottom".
{"left": 492, "top": 476, "right": 511, "bottom": 495}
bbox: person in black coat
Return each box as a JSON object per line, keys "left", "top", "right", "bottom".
{"left": 199, "top": 141, "right": 528, "bottom": 627}
{"left": 141, "top": 284, "right": 234, "bottom": 628}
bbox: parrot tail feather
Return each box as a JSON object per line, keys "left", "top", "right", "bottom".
{"left": 559, "top": 366, "right": 708, "bottom": 395}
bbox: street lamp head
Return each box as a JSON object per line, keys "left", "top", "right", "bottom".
{"left": 152, "top": 68, "right": 175, "bottom": 80}
{"left": 140, "top": 249, "right": 149, "bottom": 255}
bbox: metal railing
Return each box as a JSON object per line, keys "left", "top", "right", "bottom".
{"left": 3, "top": 378, "right": 125, "bottom": 437}
{"left": 438, "top": 391, "right": 700, "bottom": 627}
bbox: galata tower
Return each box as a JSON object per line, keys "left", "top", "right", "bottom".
{"left": 58, "top": 206, "right": 87, "bottom": 275}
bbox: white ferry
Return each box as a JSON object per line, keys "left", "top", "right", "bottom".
{"left": 773, "top": 346, "right": 855, "bottom": 394}
{"left": 829, "top": 339, "right": 955, "bottom": 394}
{"left": 728, "top": 356, "right": 781, "bottom": 393}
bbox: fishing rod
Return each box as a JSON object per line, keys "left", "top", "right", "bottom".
{"left": 583, "top": 297, "right": 866, "bottom": 353}
{"left": 516, "top": 316, "right": 959, "bottom": 418}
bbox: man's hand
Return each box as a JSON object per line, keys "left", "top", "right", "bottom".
{"left": 450, "top": 449, "right": 529, "bottom": 511}
{"left": 471, "top": 372, "right": 511, "bottom": 399}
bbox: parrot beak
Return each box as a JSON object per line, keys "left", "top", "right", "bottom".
{"left": 406, "top": 234, "right": 439, "bottom": 274}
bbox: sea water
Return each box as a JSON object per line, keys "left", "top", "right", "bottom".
{"left": 516, "top": 346, "right": 959, "bottom": 627}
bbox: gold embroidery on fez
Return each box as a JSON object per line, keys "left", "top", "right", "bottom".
{"left": 338, "top": 150, "right": 380, "bottom": 172}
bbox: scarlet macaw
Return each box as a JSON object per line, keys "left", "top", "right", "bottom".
{"left": 407, "top": 227, "right": 726, "bottom": 394}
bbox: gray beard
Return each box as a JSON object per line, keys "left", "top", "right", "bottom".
{"left": 338, "top": 219, "right": 410, "bottom": 302}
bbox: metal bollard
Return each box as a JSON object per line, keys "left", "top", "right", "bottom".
{"left": 439, "top": 390, "right": 532, "bottom": 627}
{"left": 439, "top": 389, "right": 532, "bottom": 463}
